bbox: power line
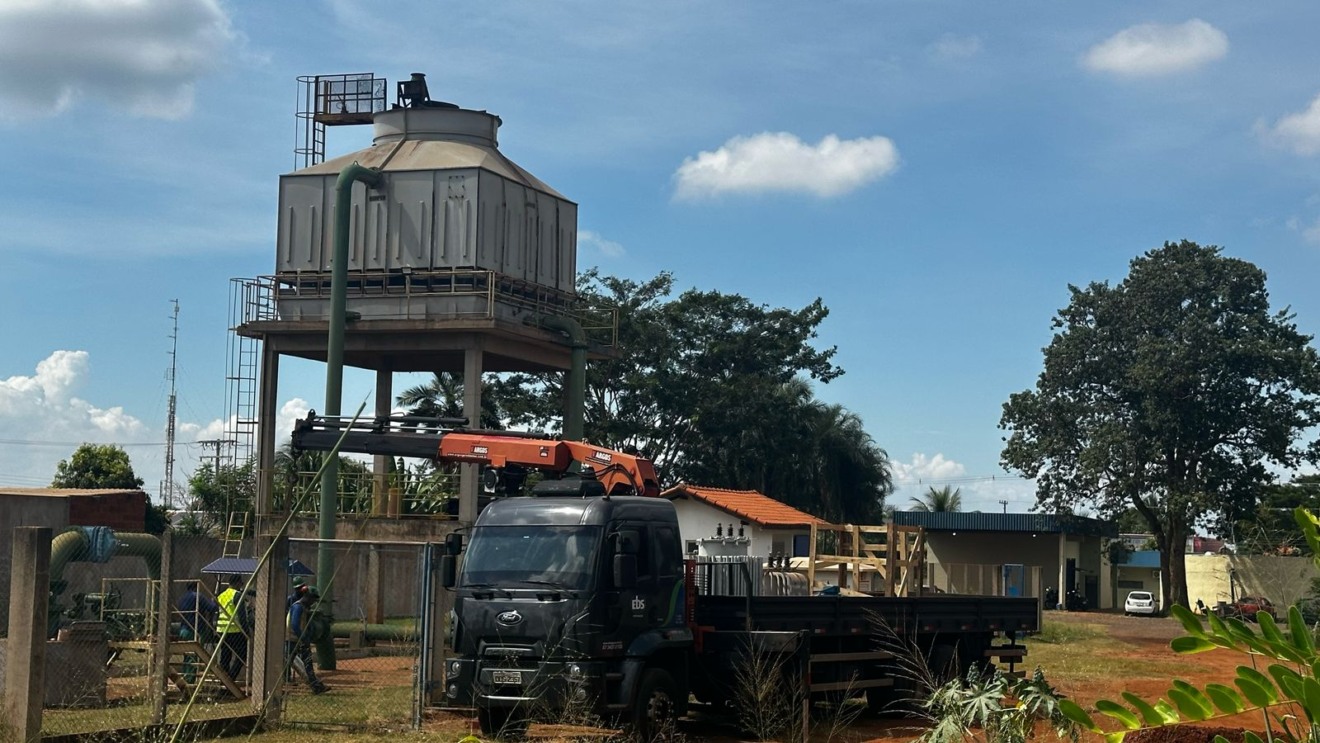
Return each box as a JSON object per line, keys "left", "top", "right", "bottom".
{"left": 0, "top": 439, "right": 207, "bottom": 448}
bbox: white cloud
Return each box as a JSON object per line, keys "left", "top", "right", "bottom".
{"left": 929, "top": 34, "right": 982, "bottom": 61}
{"left": 892, "top": 453, "right": 967, "bottom": 486}
{"left": 1082, "top": 19, "right": 1228, "bottom": 77}
{"left": 0, "top": 0, "right": 233, "bottom": 119}
{"left": 0, "top": 350, "right": 148, "bottom": 487}
{"left": 673, "top": 132, "right": 899, "bottom": 200}
{"left": 578, "top": 230, "right": 625, "bottom": 257}
{"left": 1260, "top": 94, "right": 1320, "bottom": 156}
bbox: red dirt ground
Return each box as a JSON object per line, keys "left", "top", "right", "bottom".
{"left": 416, "top": 610, "right": 1279, "bottom": 742}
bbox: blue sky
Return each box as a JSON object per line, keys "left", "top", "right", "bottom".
{"left": 3, "top": 1, "right": 1320, "bottom": 515}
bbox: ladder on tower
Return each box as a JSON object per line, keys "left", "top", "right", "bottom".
{"left": 222, "top": 512, "right": 249, "bottom": 559}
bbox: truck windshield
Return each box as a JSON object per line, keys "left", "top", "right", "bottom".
{"left": 460, "top": 525, "right": 601, "bottom": 591}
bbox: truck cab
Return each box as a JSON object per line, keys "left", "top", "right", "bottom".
{"left": 443, "top": 493, "right": 692, "bottom": 738}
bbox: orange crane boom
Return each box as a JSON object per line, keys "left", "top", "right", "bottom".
{"left": 291, "top": 414, "right": 660, "bottom": 498}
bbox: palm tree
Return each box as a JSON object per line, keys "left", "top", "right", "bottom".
{"left": 909, "top": 485, "right": 962, "bottom": 512}
{"left": 395, "top": 372, "right": 502, "bottom": 428}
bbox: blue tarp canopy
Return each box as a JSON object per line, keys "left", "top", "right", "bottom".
{"left": 200, "top": 557, "right": 314, "bottom": 576}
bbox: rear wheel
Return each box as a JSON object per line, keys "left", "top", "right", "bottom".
{"left": 630, "top": 668, "right": 679, "bottom": 741}
{"left": 478, "top": 706, "right": 528, "bottom": 740}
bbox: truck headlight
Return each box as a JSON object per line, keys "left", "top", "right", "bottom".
{"left": 449, "top": 660, "right": 462, "bottom": 676}
{"left": 568, "top": 663, "right": 583, "bottom": 678}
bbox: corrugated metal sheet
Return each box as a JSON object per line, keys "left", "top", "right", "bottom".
{"left": 891, "top": 511, "right": 1116, "bottom": 537}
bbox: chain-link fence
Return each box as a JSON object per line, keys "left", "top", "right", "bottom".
{"left": 280, "top": 537, "right": 427, "bottom": 731}
{"left": 28, "top": 532, "right": 256, "bottom": 736}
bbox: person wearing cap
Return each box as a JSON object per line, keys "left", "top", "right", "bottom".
{"left": 287, "top": 586, "right": 328, "bottom": 694}
{"left": 286, "top": 575, "right": 309, "bottom": 609}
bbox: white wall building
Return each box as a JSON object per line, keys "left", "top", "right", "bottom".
{"left": 661, "top": 485, "right": 825, "bottom": 560}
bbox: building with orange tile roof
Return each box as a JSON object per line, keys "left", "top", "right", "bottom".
{"left": 662, "top": 483, "right": 828, "bottom": 560}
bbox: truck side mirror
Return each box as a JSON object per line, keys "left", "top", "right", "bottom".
{"left": 613, "top": 554, "right": 637, "bottom": 589}
{"left": 444, "top": 533, "right": 463, "bottom": 555}
{"left": 439, "top": 555, "right": 457, "bottom": 588}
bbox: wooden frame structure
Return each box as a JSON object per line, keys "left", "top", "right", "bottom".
{"left": 805, "top": 522, "right": 926, "bottom": 596}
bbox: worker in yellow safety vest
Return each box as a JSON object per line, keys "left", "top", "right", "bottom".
{"left": 215, "top": 575, "right": 248, "bottom": 682}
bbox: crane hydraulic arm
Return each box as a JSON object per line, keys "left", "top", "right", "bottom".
{"left": 290, "top": 414, "right": 661, "bottom": 498}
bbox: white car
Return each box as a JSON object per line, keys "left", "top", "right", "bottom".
{"left": 1124, "top": 590, "right": 1158, "bottom": 616}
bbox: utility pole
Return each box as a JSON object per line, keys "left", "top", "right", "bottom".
{"left": 999, "top": 499, "right": 1008, "bottom": 514}
{"left": 197, "top": 438, "right": 237, "bottom": 515}
{"left": 163, "top": 300, "right": 180, "bottom": 509}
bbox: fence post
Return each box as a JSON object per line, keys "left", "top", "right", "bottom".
{"left": 4, "top": 526, "right": 51, "bottom": 743}
{"left": 151, "top": 529, "right": 174, "bottom": 725}
{"left": 249, "top": 534, "right": 288, "bottom": 723}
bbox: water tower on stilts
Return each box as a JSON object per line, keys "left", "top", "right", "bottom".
{"left": 230, "top": 72, "right": 612, "bottom": 693}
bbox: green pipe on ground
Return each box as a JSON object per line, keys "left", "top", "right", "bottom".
{"left": 329, "top": 621, "right": 418, "bottom": 642}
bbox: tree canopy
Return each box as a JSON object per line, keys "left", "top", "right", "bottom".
{"left": 910, "top": 485, "right": 963, "bottom": 512}
{"left": 493, "top": 269, "right": 893, "bottom": 523}
{"left": 52, "top": 443, "right": 144, "bottom": 490}
{"left": 1000, "top": 240, "right": 1320, "bottom": 609}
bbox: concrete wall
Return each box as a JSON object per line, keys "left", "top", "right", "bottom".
{"left": 0, "top": 498, "right": 70, "bottom": 629}
{"left": 285, "top": 516, "right": 458, "bottom": 620}
{"left": 1185, "top": 554, "right": 1318, "bottom": 609}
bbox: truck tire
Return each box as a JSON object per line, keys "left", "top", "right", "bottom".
{"left": 478, "top": 706, "right": 527, "bottom": 740}
{"left": 630, "top": 668, "right": 679, "bottom": 741}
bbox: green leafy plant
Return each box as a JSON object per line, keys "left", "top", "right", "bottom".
{"left": 1058, "top": 507, "right": 1320, "bottom": 743}
{"left": 918, "top": 665, "right": 1079, "bottom": 743}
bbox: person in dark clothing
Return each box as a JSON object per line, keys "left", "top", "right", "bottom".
{"left": 287, "top": 587, "right": 328, "bottom": 694}
{"left": 177, "top": 581, "right": 219, "bottom": 683}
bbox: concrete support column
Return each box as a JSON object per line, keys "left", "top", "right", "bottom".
{"left": 1056, "top": 533, "right": 1067, "bottom": 610}
{"left": 250, "top": 535, "right": 289, "bottom": 722}
{"left": 151, "top": 529, "right": 174, "bottom": 725}
{"left": 458, "top": 344, "right": 484, "bottom": 524}
{"left": 4, "top": 526, "right": 51, "bottom": 743}
{"left": 256, "top": 345, "right": 281, "bottom": 516}
{"left": 365, "top": 545, "right": 385, "bottom": 624}
{"left": 373, "top": 369, "right": 393, "bottom": 516}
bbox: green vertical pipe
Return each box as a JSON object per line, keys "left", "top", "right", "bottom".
{"left": 539, "top": 315, "right": 587, "bottom": 441}
{"left": 319, "top": 162, "right": 382, "bottom": 670}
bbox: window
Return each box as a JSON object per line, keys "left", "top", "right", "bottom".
{"left": 655, "top": 526, "right": 681, "bottom": 578}
{"left": 686, "top": 540, "right": 699, "bottom": 555}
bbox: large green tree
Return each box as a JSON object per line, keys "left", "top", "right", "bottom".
{"left": 1000, "top": 240, "right": 1320, "bottom": 610}
{"left": 52, "top": 443, "right": 144, "bottom": 489}
{"left": 496, "top": 270, "right": 892, "bottom": 522}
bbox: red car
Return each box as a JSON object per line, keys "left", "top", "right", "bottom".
{"left": 1232, "top": 596, "right": 1277, "bottom": 621}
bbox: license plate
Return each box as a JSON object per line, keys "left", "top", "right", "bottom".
{"left": 492, "top": 670, "right": 523, "bottom": 686}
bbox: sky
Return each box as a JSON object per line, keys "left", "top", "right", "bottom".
{"left": 3, "top": 1, "right": 1320, "bottom": 516}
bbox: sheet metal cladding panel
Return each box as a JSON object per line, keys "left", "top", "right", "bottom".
{"left": 435, "top": 172, "right": 478, "bottom": 269}
{"left": 388, "top": 171, "right": 434, "bottom": 270}
{"left": 277, "top": 175, "right": 334, "bottom": 272}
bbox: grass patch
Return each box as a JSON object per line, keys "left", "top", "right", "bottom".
{"left": 1030, "top": 620, "right": 1106, "bottom": 644}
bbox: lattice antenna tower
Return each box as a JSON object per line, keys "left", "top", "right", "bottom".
{"left": 163, "top": 299, "right": 180, "bottom": 509}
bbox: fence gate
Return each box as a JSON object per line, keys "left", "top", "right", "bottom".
{"left": 280, "top": 538, "right": 429, "bottom": 730}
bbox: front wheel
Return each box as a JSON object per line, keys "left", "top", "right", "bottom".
{"left": 631, "top": 668, "right": 680, "bottom": 741}
{"left": 478, "top": 706, "right": 528, "bottom": 740}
